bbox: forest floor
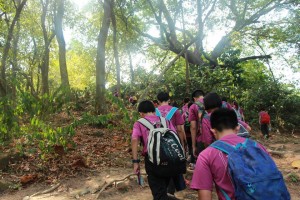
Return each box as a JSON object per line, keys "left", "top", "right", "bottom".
{"left": 1, "top": 112, "right": 300, "bottom": 200}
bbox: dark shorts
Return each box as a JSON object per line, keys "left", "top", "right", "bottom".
{"left": 261, "top": 124, "right": 269, "bottom": 138}
{"left": 145, "top": 156, "right": 171, "bottom": 200}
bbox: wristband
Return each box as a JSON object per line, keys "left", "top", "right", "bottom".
{"left": 132, "top": 159, "right": 140, "bottom": 163}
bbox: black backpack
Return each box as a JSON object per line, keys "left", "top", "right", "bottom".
{"left": 138, "top": 117, "right": 186, "bottom": 176}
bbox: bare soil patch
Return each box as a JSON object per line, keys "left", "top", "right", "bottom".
{"left": 1, "top": 124, "right": 300, "bottom": 200}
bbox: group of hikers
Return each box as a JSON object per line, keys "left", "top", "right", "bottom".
{"left": 131, "top": 90, "right": 288, "bottom": 200}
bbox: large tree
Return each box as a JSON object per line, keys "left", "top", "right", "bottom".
{"left": 54, "top": 0, "right": 70, "bottom": 91}
{"left": 0, "top": 0, "right": 28, "bottom": 97}
{"left": 40, "top": 0, "right": 55, "bottom": 95}
{"left": 111, "top": 0, "right": 121, "bottom": 96}
{"left": 95, "top": 0, "right": 112, "bottom": 114}
{"left": 127, "top": 0, "right": 295, "bottom": 68}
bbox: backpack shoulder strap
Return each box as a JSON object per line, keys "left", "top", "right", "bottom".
{"left": 165, "top": 107, "right": 178, "bottom": 120}
{"left": 245, "top": 138, "right": 257, "bottom": 147}
{"left": 210, "top": 140, "right": 235, "bottom": 155}
{"left": 195, "top": 101, "right": 203, "bottom": 108}
{"left": 138, "top": 118, "right": 155, "bottom": 130}
{"left": 159, "top": 117, "right": 167, "bottom": 128}
{"left": 203, "top": 113, "right": 210, "bottom": 120}
{"left": 155, "top": 108, "right": 161, "bottom": 117}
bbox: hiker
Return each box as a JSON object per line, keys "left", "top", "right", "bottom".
{"left": 156, "top": 92, "right": 186, "bottom": 146}
{"left": 156, "top": 92, "right": 186, "bottom": 196}
{"left": 171, "top": 100, "right": 179, "bottom": 107}
{"left": 259, "top": 107, "right": 271, "bottom": 139}
{"left": 188, "top": 89, "right": 205, "bottom": 158}
{"left": 129, "top": 95, "right": 137, "bottom": 106}
{"left": 181, "top": 98, "right": 192, "bottom": 157}
{"left": 153, "top": 100, "right": 159, "bottom": 108}
{"left": 131, "top": 100, "right": 186, "bottom": 200}
{"left": 181, "top": 97, "right": 190, "bottom": 113}
{"left": 191, "top": 108, "right": 290, "bottom": 200}
{"left": 183, "top": 101, "right": 195, "bottom": 169}
{"left": 201, "top": 93, "right": 252, "bottom": 147}
{"left": 232, "top": 100, "right": 245, "bottom": 121}
{"left": 113, "top": 89, "right": 119, "bottom": 97}
{"left": 221, "top": 97, "right": 232, "bottom": 109}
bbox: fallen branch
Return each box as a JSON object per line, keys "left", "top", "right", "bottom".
{"left": 268, "top": 150, "right": 286, "bottom": 157}
{"left": 95, "top": 173, "right": 147, "bottom": 199}
{"left": 30, "top": 183, "right": 61, "bottom": 197}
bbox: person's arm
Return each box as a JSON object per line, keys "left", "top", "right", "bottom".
{"left": 190, "top": 121, "right": 197, "bottom": 157}
{"left": 132, "top": 138, "right": 140, "bottom": 174}
{"left": 198, "top": 190, "right": 212, "bottom": 200}
{"left": 239, "top": 120, "right": 251, "bottom": 132}
{"left": 189, "top": 105, "right": 198, "bottom": 157}
{"left": 176, "top": 124, "right": 186, "bottom": 147}
{"left": 131, "top": 122, "right": 142, "bottom": 174}
{"left": 246, "top": 125, "right": 251, "bottom": 132}
{"left": 174, "top": 111, "right": 186, "bottom": 147}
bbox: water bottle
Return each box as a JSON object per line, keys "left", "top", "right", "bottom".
{"left": 137, "top": 172, "right": 144, "bottom": 186}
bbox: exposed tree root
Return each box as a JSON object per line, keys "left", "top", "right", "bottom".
{"left": 268, "top": 150, "right": 286, "bottom": 157}
{"left": 24, "top": 183, "right": 61, "bottom": 199}
{"left": 95, "top": 173, "right": 147, "bottom": 199}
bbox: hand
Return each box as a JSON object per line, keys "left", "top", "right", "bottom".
{"left": 133, "top": 163, "right": 140, "bottom": 174}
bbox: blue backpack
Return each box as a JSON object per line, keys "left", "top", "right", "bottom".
{"left": 210, "top": 139, "right": 290, "bottom": 200}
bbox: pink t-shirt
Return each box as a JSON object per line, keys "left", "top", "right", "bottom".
{"left": 201, "top": 113, "right": 214, "bottom": 145}
{"left": 188, "top": 98, "right": 204, "bottom": 142}
{"left": 182, "top": 104, "right": 189, "bottom": 114}
{"left": 190, "top": 134, "right": 268, "bottom": 200}
{"left": 157, "top": 105, "right": 184, "bottom": 127}
{"left": 132, "top": 115, "right": 175, "bottom": 156}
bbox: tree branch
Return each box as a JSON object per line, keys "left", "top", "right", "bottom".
{"left": 237, "top": 55, "right": 271, "bottom": 63}
{"left": 159, "top": 0, "right": 178, "bottom": 44}
{"left": 139, "top": 37, "right": 198, "bottom": 101}
{"left": 203, "top": 0, "right": 217, "bottom": 24}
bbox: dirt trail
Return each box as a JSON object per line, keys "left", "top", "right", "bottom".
{"left": 1, "top": 132, "right": 300, "bottom": 200}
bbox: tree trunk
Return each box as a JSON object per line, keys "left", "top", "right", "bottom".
{"left": 196, "top": 0, "right": 204, "bottom": 54}
{"left": 0, "top": 0, "right": 27, "bottom": 97}
{"left": 111, "top": 1, "right": 121, "bottom": 96}
{"left": 54, "top": 0, "right": 70, "bottom": 91}
{"left": 41, "top": 0, "right": 55, "bottom": 95}
{"left": 12, "top": 22, "right": 21, "bottom": 99}
{"left": 185, "top": 53, "right": 190, "bottom": 95}
{"left": 95, "top": 0, "right": 112, "bottom": 114}
{"left": 181, "top": 1, "right": 190, "bottom": 94}
{"left": 41, "top": 48, "right": 50, "bottom": 95}
{"left": 128, "top": 49, "right": 134, "bottom": 85}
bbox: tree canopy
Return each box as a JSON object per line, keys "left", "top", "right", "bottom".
{"left": 0, "top": 0, "right": 299, "bottom": 142}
